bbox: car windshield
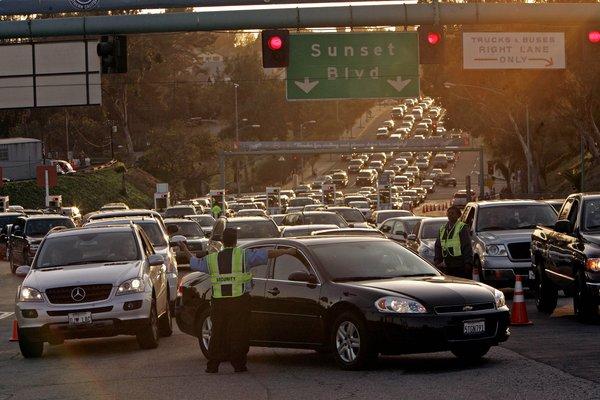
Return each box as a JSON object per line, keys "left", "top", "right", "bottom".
{"left": 349, "top": 201, "right": 369, "bottom": 209}
{"left": 420, "top": 219, "right": 448, "bottom": 239}
{"left": 303, "top": 213, "right": 348, "bottom": 228}
{"left": 477, "top": 205, "right": 557, "bottom": 231}
{"left": 192, "top": 215, "right": 215, "bottom": 227}
{"left": 289, "top": 198, "right": 314, "bottom": 207}
{"left": 35, "top": 231, "right": 140, "bottom": 269}
{"left": 376, "top": 211, "right": 411, "bottom": 224}
{"left": 25, "top": 218, "right": 75, "bottom": 236}
{"left": 311, "top": 241, "right": 440, "bottom": 281}
{"left": 164, "top": 207, "right": 195, "bottom": 217}
{"left": 582, "top": 199, "right": 600, "bottom": 231}
{"left": 228, "top": 220, "right": 280, "bottom": 239}
{"left": 333, "top": 209, "right": 365, "bottom": 223}
{"left": 0, "top": 215, "right": 22, "bottom": 228}
{"left": 167, "top": 221, "right": 203, "bottom": 238}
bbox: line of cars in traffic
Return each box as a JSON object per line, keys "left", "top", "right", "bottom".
{"left": 7, "top": 187, "right": 599, "bottom": 366}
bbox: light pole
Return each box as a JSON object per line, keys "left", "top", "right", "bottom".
{"left": 233, "top": 83, "right": 240, "bottom": 194}
{"left": 443, "top": 81, "right": 533, "bottom": 194}
{"left": 299, "top": 120, "right": 316, "bottom": 180}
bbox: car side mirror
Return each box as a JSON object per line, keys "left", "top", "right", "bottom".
{"left": 407, "top": 234, "right": 417, "bottom": 241}
{"left": 15, "top": 265, "right": 30, "bottom": 277}
{"left": 148, "top": 254, "right": 164, "bottom": 266}
{"left": 288, "top": 271, "right": 318, "bottom": 284}
{"left": 554, "top": 219, "right": 572, "bottom": 234}
{"left": 169, "top": 235, "right": 187, "bottom": 247}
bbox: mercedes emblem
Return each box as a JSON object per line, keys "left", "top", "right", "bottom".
{"left": 71, "top": 287, "right": 86, "bottom": 302}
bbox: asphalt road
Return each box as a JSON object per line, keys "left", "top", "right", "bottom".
{"left": 0, "top": 264, "right": 599, "bottom": 400}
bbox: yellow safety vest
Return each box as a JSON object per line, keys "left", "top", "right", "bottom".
{"left": 206, "top": 248, "right": 252, "bottom": 298}
{"left": 440, "top": 221, "right": 465, "bottom": 258}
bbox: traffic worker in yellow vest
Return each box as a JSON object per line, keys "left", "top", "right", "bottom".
{"left": 434, "top": 206, "right": 473, "bottom": 279}
{"left": 179, "top": 227, "right": 296, "bottom": 373}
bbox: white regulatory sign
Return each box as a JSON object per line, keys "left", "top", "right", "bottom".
{"left": 463, "top": 32, "right": 565, "bottom": 70}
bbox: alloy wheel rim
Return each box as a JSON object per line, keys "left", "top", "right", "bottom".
{"left": 202, "top": 316, "right": 212, "bottom": 349}
{"left": 336, "top": 321, "right": 360, "bottom": 363}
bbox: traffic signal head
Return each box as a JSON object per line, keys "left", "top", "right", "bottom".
{"left": 262, "top": 29, "right": 289, "bottom": 68}
{"left": 581, "top": 26, "right": 600, "bottom": 62}
{"left": 97, "top": 35, "right": 128, "bottom": 74}
{"left": 418, "top": 25, "right": 444, "bottom": 64}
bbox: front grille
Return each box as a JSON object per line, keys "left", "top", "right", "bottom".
{"left": 46, "top": 284, "right": 113, "bottom": 304}
{"left": 507, "top": 242, "right": 531, "bottom": 260}
{"left": 47, "top": 306, "right": 113, "bottom": 316}
{"left": 435, "top": 302, "right": 495, "bottom": 314}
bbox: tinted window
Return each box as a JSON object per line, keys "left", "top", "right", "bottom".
{"left": 332, "top": 209, "right": 365, "bottom": 223}
{"left": 476, "top": 205, "right": 557, "bottom": 231}
{"left": 227, "top": 220, "right": 280, "bottom": 239}
{"left": 289, "top": 198, "right": 314, "bottom": 207}
{"left": 273, "top": 253, "right": 311, "bottom": 281}
{"left": 311, "top": 241, "right": 439, "bottom": 281}
{"left": 167, "top": 221, "right": 203, "bottom": 238}
{"left": 583, "top": 199, "right": 600, "bottom": 231}
{"left": 420, "top": 220, "right": 447, "bottom": 239}
{"left": 25, "top": 218, "right": 75, "bottom": 236}
{"left": 0, "top": 215, "right": 22, "bottom": 228}
{"left": 192, "top": 215, "right": 216, "bottom": 227}
{"left": 165, "top": 207, "right": 195, "bottom": 217}
{"left": 35, "top": 231, "right": 140, "bottom": 268}
{"left": 376, "top": 211, "right": 412, "bottom": 224}
{"left": 303, "top": 213, "right": 348, "bottom": 228}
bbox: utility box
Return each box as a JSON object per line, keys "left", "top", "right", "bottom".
{"left": 0, "top": 196, "right": 8, "bottom": 212}
{"left": 154, "top": 192, "right": 170, "bottom": 212}
{"left": 47, "top": 195, "right": 62, "bottom": 210}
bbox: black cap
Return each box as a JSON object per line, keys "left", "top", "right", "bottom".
{"left": 223, "top": 227, "right": 238, "bottom": 246}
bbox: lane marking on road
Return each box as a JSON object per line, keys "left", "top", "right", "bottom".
{"left": 0, "top": 312, "right": 14, "bottom": 320}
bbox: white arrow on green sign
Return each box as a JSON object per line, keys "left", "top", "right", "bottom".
{"left": 286, "top": 32, "right": 419, "bottom": 101}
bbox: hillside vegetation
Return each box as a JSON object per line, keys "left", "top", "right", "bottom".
{"left": 0, "top": 166, "right": 155, "bottom": 214}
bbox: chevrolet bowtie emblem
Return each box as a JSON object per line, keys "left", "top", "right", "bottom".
{"left": 462, "top": 305, "right": 473, "bottom": 311}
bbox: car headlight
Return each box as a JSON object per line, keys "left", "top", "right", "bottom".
{"left": 375, "top": 296, "right": 427, "bottom": 314}
{"left": 485, "top": 244, "right": 508, "bottom": 257}
{"left": 116, "top": 278, "right": 145, "bottom": 295}
{"left": 494, "top": 289, "right": 506, "bottom": 308}
{"left": 585, "top": 258, "right": 600, "bottom": 272}
{"left": 19, "top": 286, "right": 44, "bottom": 302}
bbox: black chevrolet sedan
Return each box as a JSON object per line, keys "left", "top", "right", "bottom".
{"left": 175, "top": 236, "right": 510, "bottom": 370}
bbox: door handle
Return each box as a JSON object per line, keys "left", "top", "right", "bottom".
{"left": 267, "top": 288, "right": 280, "bottom": 296}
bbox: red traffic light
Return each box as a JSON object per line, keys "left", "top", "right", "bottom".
{"left": 588, "top": 30, "right": 600, "bottom": 44}
{"left": 268, "top": 35, "right": 284, "bottom": 51}
{"left": 427, "top": 32, "right": 442, "bottom": 45}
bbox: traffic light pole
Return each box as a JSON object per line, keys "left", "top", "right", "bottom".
{"left": 0, "top": 3, "right": 597, "bottom": 39}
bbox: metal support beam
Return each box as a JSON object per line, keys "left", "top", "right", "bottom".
{"left": 0, "top": 0, "right": 370, "bottom": 16}
{"left": 0, "top": 3, "right": 598, "bottom": 39}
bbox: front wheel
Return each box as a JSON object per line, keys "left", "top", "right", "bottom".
{"left": 331, "top": 312, "right": 376, "bottom": 370}
{"left": 19, "top": 334, "right": 44, "bottom": 358}
{"left": 196, "top": 309, "right": 211, "bottom": 359}
{"left": 451, "top": 344, "right": 491, "bottom": 362}
{"left": 534, "top": 265, "right": 558, "bottom": 314}
{"left": 137, "top": 299, "right": 160, "bottom": 349}
{"left": 574, "top": 271, "right": 599, "bottom": 323}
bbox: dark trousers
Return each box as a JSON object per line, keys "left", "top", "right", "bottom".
{"left": 207, "top": 293, "right": 250, "bottom": 371}
{"left": 443, "top": 257, "right": 471, "bottom": 279}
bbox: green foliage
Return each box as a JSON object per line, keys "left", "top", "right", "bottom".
{"left": 0, "top": 168, "right": 152, "bottom": 214}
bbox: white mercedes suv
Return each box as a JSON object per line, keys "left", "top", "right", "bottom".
{"left": 14, "top": 225, "right": 172, "bottom": 358}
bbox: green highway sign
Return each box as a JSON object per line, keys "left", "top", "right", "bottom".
{"left": 286, "top": 32, "right": 419, "bottom": 101}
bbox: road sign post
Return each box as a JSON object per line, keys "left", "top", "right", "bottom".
{"left": 287, "top": 32, "right": 419, "bottom": 100}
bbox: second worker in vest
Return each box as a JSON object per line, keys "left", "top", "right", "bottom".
{"left": 178, "top": 228, "right": 297, "bottom": 373}
{"left": 434, "top": 206, "right": 473, "bottom": 279}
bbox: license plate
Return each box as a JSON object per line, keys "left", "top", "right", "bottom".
{"left": 68, "top": 312, "right": 92, "bottom": 326}
{"left": 528, "top": 270, "right": 535, "bottom": 280}
{"left": 463, "top": 320, "right": 485, "bottom": 335}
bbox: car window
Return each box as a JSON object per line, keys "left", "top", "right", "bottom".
{"left": 420, "top": 220, "right": 447, "bottom": 239}
{"left": 272, "top": 250, "right": 312, "bottom": 281}
{"left": 393, "top": 221, "right": 407, "bottom": 235}
{"left": 380, "top": 220, "right": 394, "bottom": 233}
{"left": 246, "top": 246, "right": 273, "bottom": 279}
{"left": 227, "top": 220, "right": 280, "bottom": 239}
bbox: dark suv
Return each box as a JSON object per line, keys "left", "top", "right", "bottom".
{"left": 8, "top": 215, "right": 75, "bottom": 273}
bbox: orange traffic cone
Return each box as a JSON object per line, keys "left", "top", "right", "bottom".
{"left": 472, "top": 264, "right": 480, "bottom": 282}
{"left": 510, "top": 275, "right": 532, "bottom": 325}
{"left": 9, "top": 320, "right": 19, "bottom": 342}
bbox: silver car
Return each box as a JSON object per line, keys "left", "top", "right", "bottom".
{"left": 460, "top": 200, "right": 558, "bottom": 288}
{"left": 14, "top": 225, "right": 172, "bottom": 358}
